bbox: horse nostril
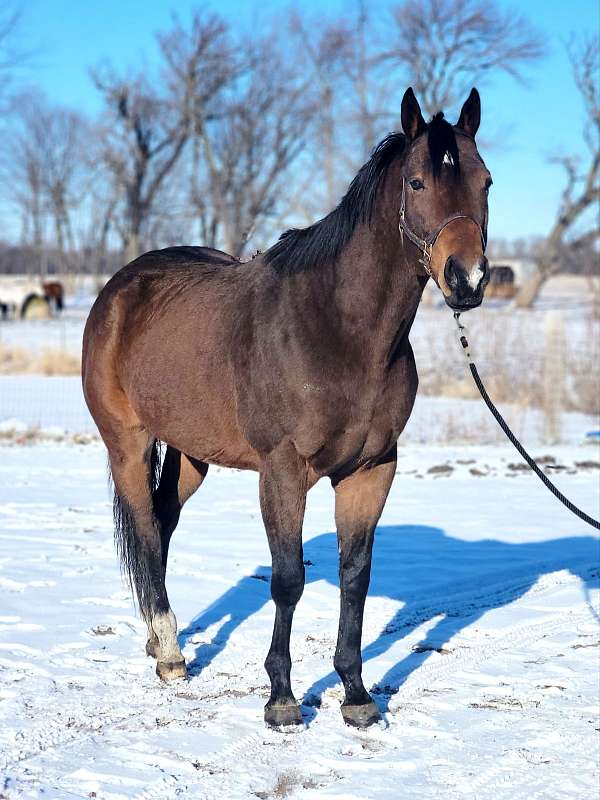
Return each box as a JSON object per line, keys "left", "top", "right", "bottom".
{"left": 444, "top": 256, "right": 458, "bottom": 288}
{"left": 479, "top": 256, "right": 490, "bottom": 284}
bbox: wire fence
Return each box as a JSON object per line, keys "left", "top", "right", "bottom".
{"left": 0, "top": 375, "right": 96, "bottom": 433}
{"left": 0, "top": 295, "right": 598, "bottom": 445}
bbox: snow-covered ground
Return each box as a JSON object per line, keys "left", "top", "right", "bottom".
{"left": 0, "top": 278, "right": 598, "bottom": 798}
{"left": 0, "top": 440, "right": 598, "bottom": 799}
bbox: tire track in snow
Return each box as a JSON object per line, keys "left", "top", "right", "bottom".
{"left": 194, "top": 604, "right": 595, "bottom": 793}
{"left": 364, "top": 560, "right": 596, "bottom": 642}
{"left": 3, "top": 565, "right": 596, "bottom": 797}
{"left": 1, "top": 707, "right": 139, "bottom": 773}
{"left": 390, "top": 608, "right": 593, "bottom": 705}
{"left": 0, "top": 675, "right": 179, "bottom": 774}
{"left": 462, "top": 729, "right": 596, "bottom": 800}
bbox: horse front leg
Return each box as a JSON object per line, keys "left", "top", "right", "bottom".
{"left": 259, "top": 441, "right": 308, "bottom": 729}
{"left": 332, "top": 447, "right": 397, "bottom": 728}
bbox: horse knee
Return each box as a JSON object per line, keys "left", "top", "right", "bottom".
{"left": 271, "top": 564, "right": 305, "bottom": 608}
{"left": 334, "top": 650, "right": 362, "bottom": 678}
{"left": 265, "top": 649, "right": 291, "bottom": 678}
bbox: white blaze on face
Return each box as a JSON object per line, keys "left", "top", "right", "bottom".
{"left": 467, "top": 263, "right": 484, "bottom": 290}
{"left": 443, "top": 151, "right": 454, "bottom": 166}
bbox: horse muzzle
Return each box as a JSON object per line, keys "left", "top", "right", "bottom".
{"left": 443, "top": 255, "right": 489, "bottom": 311}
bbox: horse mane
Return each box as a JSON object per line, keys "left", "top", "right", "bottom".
{"left": 264, "top": 114, "right": 461, "bottom": 273}
{"left": 264, "top": 132, "right": 406, "bottom": 273}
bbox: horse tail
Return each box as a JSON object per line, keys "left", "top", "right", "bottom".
{"left": 110, "top": 439, "right": 163, "bottom": 619}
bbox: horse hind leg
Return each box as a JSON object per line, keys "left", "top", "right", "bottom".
{"left": 108, "top": 431, "right": 187, "bottom": 682}
{"left": 145, "top": 446, "right": 208, "bottom": 661}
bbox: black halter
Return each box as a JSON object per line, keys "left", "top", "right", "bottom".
{"left": 398, "top": 177, "right": 488, "bottom": 277}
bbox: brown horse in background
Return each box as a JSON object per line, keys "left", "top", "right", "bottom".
{"left": 82, "top": 88, "right": 491, "bottom": 729}
{"left": 43, "top": 281, "right": 64, "bottom": 312}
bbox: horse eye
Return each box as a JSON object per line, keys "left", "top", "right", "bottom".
{"left": 410, "top": 179, "right": 424, "bottom": 191}
{"left": 484, "top": 177, "right": 493, "bottom": 192}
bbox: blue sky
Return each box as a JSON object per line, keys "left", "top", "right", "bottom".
{"left": 12, "top": 0, "right": 600, "bottom": 242}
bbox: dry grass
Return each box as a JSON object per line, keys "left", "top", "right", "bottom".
{"left": 0, "top": 298, "right": 597, "bottom": 425}
{"left": 254, "top": 769, "right": 333, "bottom": 799}
{"left": 0, "top": 425, "right": 97, "bottom": 445}
{"left": 413, "top": 307, "right": 599, "bottom": 417}
{"left": 566, "top": 314, "right": 600, "bottom": 415}
{"left": 0, "top": 342, "right": 80, "bottom": 375}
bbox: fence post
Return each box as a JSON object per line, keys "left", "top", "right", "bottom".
{"left": 543, "top": 310, "right": 565, "bottom": 445}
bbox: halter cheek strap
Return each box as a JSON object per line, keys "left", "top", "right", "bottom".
{"left": 398, "top": 177, "right": 487, "bottom": 278}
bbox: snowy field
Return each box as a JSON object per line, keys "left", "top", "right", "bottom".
{"left": 0, "top": 277, "right": 598, "bottom": 798}
{"left": 0, "top": 440, "right": 598, "bottom": 799}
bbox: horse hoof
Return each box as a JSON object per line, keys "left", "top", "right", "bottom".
{"left": 264, "top": 701, "right": 304, "bottom": 730}
{"left": 145, "top": 637, "right": 159, "bottom": 659}
{"left": 156, "top": 660, "right": 187, "bottom": 682}
{"left": 341, "top": 700, "right": 381, "bottom": 728}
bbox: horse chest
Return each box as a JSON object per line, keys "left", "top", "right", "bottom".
{"left": 303, "top": 359, "right": 418, "bottom": 475}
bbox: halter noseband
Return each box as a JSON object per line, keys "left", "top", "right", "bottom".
{"left": 398, "top": 177, "right": 487, "bottom": 277}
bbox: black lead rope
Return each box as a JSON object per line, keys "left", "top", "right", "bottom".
{"left": 453, "top": 312, "right": 600, "bottom": 531}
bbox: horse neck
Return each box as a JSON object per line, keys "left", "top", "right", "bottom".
{"left": 329, "top": 180, "right": 426, "bottom": 355}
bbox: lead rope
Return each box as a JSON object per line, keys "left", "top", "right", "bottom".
{"left": 453, "top": 312, "right": 600, "bottom": 530}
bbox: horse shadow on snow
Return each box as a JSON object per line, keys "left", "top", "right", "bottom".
{"left": 178, "top": 524, "right": 599, "bottom": 717}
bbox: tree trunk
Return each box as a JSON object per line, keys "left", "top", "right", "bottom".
{"left": 125, "top": 232, "right": 140, "bottom": 264}
{"left": 514, "top": 269, "right": 547, "bottom": 309}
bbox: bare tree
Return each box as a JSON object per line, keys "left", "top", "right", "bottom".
{"left": 386, "top": 0, "right": 544, "bottom": 117}
{"left": 189, "top": 36, "right": 317, "bottom": 257}
{"left": 4, "top": 91, "right": 89, "bottom": 273}
{"left": 515, "top": 37, "right": 599, "bottom": 307}
{"left": 287, "top": 12, "right": 353, "bottom": 210}
{"left": 346, "top": 0, "right": 396, "bottom": 161}
{"left": 6, "top": 121, "right": 44, "bottom": 257}
{"left": 92, "top": 74, "right": 183, "bottom": 262}
{"left": 0, "top": 2, "right": 30, "bottom": 106}
{"left": 284, "top": 3, "right": 401, "bottom": 221}
{"left": 93, "top": 12, "right": 234, "bottom": 262}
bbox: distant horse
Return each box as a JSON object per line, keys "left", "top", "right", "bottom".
{"left": 43, "top": 281, "right": 64, "bottom": 312}
{"left": 82, "top": 88, "right": 491, "bottom": 729}
{"left": 486, "top": 265, "right": 516, "bottom": 299}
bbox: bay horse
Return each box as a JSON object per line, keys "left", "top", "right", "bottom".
{"left": 82, "top": 88, "right": 491, "bottom": 729}
{"left": 43, "top": 281, "right": 65, "bottom": 312}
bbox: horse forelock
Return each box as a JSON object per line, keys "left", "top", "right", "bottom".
{"left": 427, "top": 112, "right": 460, "bottom": 180}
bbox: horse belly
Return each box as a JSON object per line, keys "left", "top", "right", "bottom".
{"left": 122, "top": 345, "right": 259, "bottom": 470}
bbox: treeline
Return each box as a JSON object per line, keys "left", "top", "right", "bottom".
{"left": 0, "top": 0, "right": 596, "bottom": 293}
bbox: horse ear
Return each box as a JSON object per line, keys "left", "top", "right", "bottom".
{"left": 457, "top": 88, "right": 481, "bottom": 138}
{"left": 401, "top": 87, "right": 427, "bottom": 141}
